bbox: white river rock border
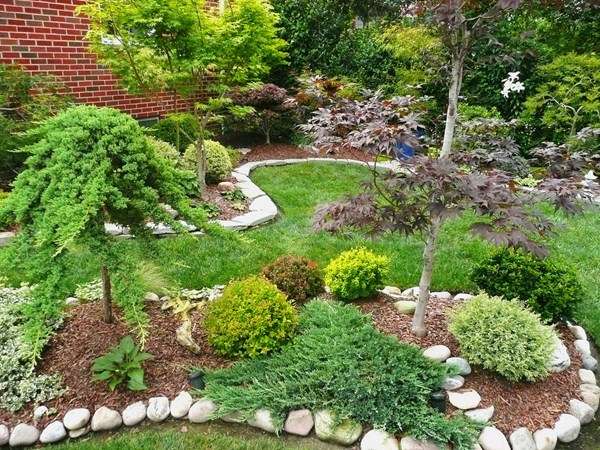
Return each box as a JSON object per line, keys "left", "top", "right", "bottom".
{"left": 2, "top": 290, "right": 597, "bottom": 449}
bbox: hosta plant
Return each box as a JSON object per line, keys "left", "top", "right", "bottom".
{"left": 92, "top": 336, "right": 153, "bottom": 391}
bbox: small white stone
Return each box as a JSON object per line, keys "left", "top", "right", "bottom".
{"left": 582, "top": 355, "right": 598, "bottom": 371}
{"left": 65, "top": 296, "right": 79, "bottom": 306}
{"left": 144, "top": 292, "right": 160, "bottom": 302}
{"left": 580, "top": 389, "right": 600, "bottom": 413}
{"left": 478, "top": 426, "right": 510, "bottom": 450}
{"left": 569, "top": 399, "right": 595, "bottom": 424}
{"left": 569, "top": 325, "right": 587, "bottom": 341}
{"left": 91, "top": 406, "right": 122, "bottom": 431}
{"left": 533, "top": 428, "right": 557, "bottom": 450}
{"left": 553, "top": 414, "right": 580, "bottom": 443}
{"left": 221, "top": 411, "right": 245, "bottom": 423}
{"left": 394, "top": 300, "right": 417, "bottom": 314}
{"left": 442, "top": 375, "right": 465, "bottom": 391}
{"left": 8, "top": 423, "right": 40, "bottom": 447}
{"left": 147, "top": 396, "right": 170, "bottom": 422}
{"left": 361, "top": 429, "right": 399, "bottom": 450}
{"left": 509, "top": 427, "right": 536, "bottom": 450}
{"left": 453, "top": 293, "right": 473, "bottom": 301}
{"left": 431, "top": 291, "right": 452, "bottom": 300}
{"left": 465, "top": 406, "right": 494, "bottom": 423}
{"left": 381, "top": 286, "right": 403, "bottom": 298}
{"left": 401, "top": 287, "right": 420, "bottom": 298}
{"left": 33, "top": 405, "right": 49, "bottom": 421}
{"left": 446, "top": 357, "right": 471, "bottom": 375}
{"left": 448, "top": 389, "right": 481, "bottom": 410}
{"left": 547, "top": 336, "right": 571, "bottom": 373}
{"left": 574, "top": 339, "right": 591, "bottom": 356}
{"left": 579, "top": 369, "right": 597, "bottom": 385}
{"left": 170, "top": 391, "right": 193, "bottom": 419}
{"left": 69, "top": 426, "right": 91, "bottom": 439}
{"left": 399, "top": 436, "right": 441, "bottom": 450}
{"left": 122, "top": 401, "right": 146, "bottom": 426}
{"left": 423, "top": 345, "right": 451, "bottom": 362}
{"left": 247, "top": 409, "right": 276, "bottom": 433}
{"left": 0, "top": 424, "right": 9, "bottom": 446}
{"left": 39, "top": 421, "right": 67, "bottom": 444}
{"left": 284, "top": 409, "right": 314, "bottom": 436}
{"left": 63, "top": 408, "right": 91, "bottom": 431}
{"left": 188, "top": 399, "right": 217, "bottom": 423}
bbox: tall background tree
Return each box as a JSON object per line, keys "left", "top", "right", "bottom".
{"left": 78, "top": 0, "right": 286, "bottom": 191}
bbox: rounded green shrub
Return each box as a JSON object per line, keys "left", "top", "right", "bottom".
{"left": 262, "top": 255, "right": 324, "bottom": 303}
{"left": 324, "top": 248, "right": 389, "bottom": 301}
{"left": 471, "top": 248, "right": 583, "bottom": 323}
{"left": 151, "top": 112, "right": 200, "bottom": 153}
{"left": 448, "top": 294, "right": 555, "bottom": 382}
{"left": 146, "top": 136, "right": 180, "bottom": 164}
{"left": 183, "top": 140, "right": 233, "bottom": 184}
{"left": 205, "top": 276, "right": 299, "bottom": 358}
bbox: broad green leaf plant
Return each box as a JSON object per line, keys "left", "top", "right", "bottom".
{"left": 92, "top": 336, "right": 153, "bottom": 391}
{"left": 78, "top": 0, "right": 287, "bottom": 190}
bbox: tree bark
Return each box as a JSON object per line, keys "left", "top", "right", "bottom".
{"left": 412, "top": 219, "right": 441, "bottom": 337}
{"left": 195, "top": 136, "right": 207, "bottom": 192}
{"left": 101, "top": 265, "right": 113, "bottom": 324}
{"left": 439, "top": 53, "right": 465, "bottom": 158}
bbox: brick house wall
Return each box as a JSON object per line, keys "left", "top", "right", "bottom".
{"left": 0, "top": 0, "right": 221, "bottom": 119}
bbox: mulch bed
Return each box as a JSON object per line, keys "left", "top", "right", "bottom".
{"left": 0, "top": 302, "right": 231, "bottom": 429}
{"left": 201, "top": 181, "right": 248, "bottom": 221}
{"left": 240, "top": 143, "right": 375, "bottom": 164}
{"left": 358, "top": 294, "right": 582, "bottom": 435}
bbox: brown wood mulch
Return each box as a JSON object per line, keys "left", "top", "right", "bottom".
{"left": 358, "top": 295, "right": 582, "bottom": 435}
{"left": 0, "top": 302, "right": 231, "bottom": 429}
{"left": 240, "top": 143, "right": 375, "bottom": 164}
{"left": 0, "top": 294, "right": 583, "bottom": 437}
{"left": 201, "top": 181, "right": 248, "bottom": 221}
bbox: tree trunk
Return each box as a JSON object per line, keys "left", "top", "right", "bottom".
{"left": 196, "top": 136, "right": 207, "bottom": 193}
{"left": 101, "top": 265, "right": 113, "bottom": 324}
{"left": 440, "top": 53, "right": 465, "bottom": 158}
{"left": 412, "top": 220, "right": 441, "bottom": 337}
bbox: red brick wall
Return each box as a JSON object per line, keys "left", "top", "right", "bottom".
{"left": 0, "top": 0, "right": 219, "bottom": 118}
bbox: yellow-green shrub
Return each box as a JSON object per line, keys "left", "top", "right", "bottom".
{"left": 205, "top": 276, "right": 298, "bottom": 358}
{"left": 448, "top": 294, "right": 555, "bottom": 382}
{"left": 324, "top": 248, "right": 389, "bottom": 301}
{"left": 183, "top": 140, "right": 233, "bottom": 184}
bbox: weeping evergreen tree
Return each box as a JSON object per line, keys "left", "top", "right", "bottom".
{"left": 0, "top": 105, "right": 211, "bottom": 359}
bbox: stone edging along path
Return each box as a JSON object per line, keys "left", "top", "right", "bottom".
{"left": 1, "top": 291, "right": 598, "bottom": 449}
{"left": 0, "top": 158, "right": 396, "bottom": 247}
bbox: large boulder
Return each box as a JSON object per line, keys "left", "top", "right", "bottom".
{"left": 478, "top": 427, "right": 510, "bottom": 450}
{"left": 579, "top": 369, "right": 597, "bottom": 385}
{"left": 569, "top": 399, "right": 595, "bottom": 425}
{"left": 399, "top": 436, "right": 443, "bottom": 450}
{"left": 547, "top": 336, "right": 571, "bottom": 373}
{"left": 442, "top": 375, "right": 464, "bottom": 391}
{"left": 465, "top": 406, "right": 494, "bottom": 423}
{"left": 423, "top": 345, "right": 451, "bottom": 362}
{"left": 170, "top": 392, "right": 193, "bottom": 419}
{"left": 147, "top": 396, "right": 170, "bottom": 422}
{"left": 448, "top": 389, "right": 481, "bottom": 410}
{"left": 247, "top": 409, "right": 277, "bottom": 433}
{"left": 63, "top": 408, "right": 91, "bottom": 431}
{"left": 446, "top": 357, "right": 471, "bottom": 376}
{"left": 0, "top": 424, "right": 8, "bottom": 446}
{"left": 39, "top": 421, "right": 67, "bottom": 444}
{"left": 122, "top": 401, "right": 147, "bottom": 426}
{"left": 509, "top": 428, "right": 536, "bottom": 450}
{"left": 188, "top": 399, "right": 217, "bottom": 424}
{"left": 361, "top": 429, "right": 399, "bottom": 450}
{"left": 533, "top": 428, "right": 557, "bottom": 450}
{"left": 314, "top": 410, "right": 362, "bottom": 446}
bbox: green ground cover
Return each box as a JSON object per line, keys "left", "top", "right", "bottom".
{"left": 1, "top": 161, "right": 599, "bottom": 342}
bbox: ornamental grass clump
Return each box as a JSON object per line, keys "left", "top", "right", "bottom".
{"left": 262, "top": 255, "right": 324, "bottom": 303}
{"left": 449, "top": 294, "right": 556, "bottom": 382}
{"left": 202, "top": 300, "right": 482, "bottom": 450}
{"left": 324, "top": 248, "right": 389, "bottom": 301}
{"left": 205, "top": 276, "right": 299, "bottom": 358}
{"left": 471, "top": 247, "right": 583, "bottom": 323}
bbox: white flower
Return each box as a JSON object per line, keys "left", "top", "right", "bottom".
{"left": 501, "top": 71, "right": 525, "bottom": 98}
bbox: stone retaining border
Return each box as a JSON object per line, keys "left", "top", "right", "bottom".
{"left": 1, "top": 290, "right": 597, "bottom": 449}
{"left": 0, "top": 158, "right": 397, "bottom": 247}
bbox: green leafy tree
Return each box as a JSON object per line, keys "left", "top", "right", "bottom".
{"left": 78, "top": 0, "right": 286, "bottom": 191}
{"left": 0, "top": 105, "right": 209, "bottom": 359}
{"left": 522, "top": 53, "right": 600, "bottom": 144}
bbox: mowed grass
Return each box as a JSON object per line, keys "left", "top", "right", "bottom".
{"left": 50, "top": 422, "right": 341, "bottom": 450}
{"left": 2, "top": 161, "right": 599, "bottom": 342}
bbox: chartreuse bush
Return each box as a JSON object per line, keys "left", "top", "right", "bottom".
{"left": 449, "top": 294, "right": 555, "bottom": 382}
{"left": 262, "top": 255, "right": 324, "bottom": 303}
{"left": 324, "top": 248, "right": 389, "bottom": 301}
{"left": 205, "top": 276, "right": 299, "bottom": 358}
{"left": 202, "top": 300, "right": 482, "bottom": 449}
{"left": 471, "top": 247, "right": 583, "bottom": 323}
{"left": 183, "top": 140, "right": 233, "bottom": 184}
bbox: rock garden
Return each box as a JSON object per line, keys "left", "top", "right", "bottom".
{"left": 1, "top": 1, "right": 600, "bottom": 449}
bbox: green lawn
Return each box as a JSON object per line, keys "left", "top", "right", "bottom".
{"left": 50, "top": 422, "right": 341, "bottom": 450}
{"left": 2, "top": 161, "right": 600, "bottom": 342}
